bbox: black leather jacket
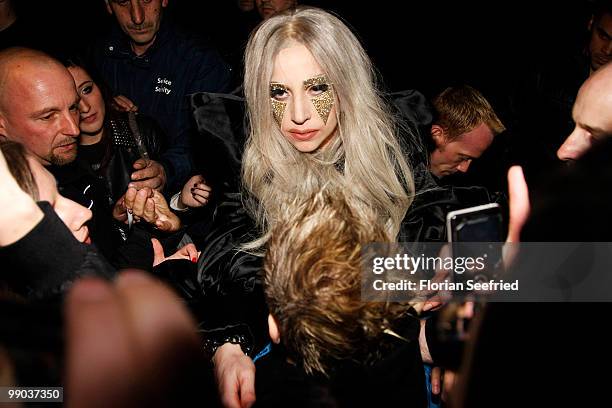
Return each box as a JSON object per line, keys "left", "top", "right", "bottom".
{"left": 84, "top": 111, "right": 165, "bottom": 202}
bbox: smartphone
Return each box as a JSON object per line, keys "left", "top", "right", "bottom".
{"left": 446, "top": 203, "right": 503, "bottom": 243}
{"left": 446, "top": 203, "right": 504, "bottom": 287}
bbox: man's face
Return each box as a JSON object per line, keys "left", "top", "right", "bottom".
{"left": 106, "top": 0, "right": 168, "bottom": 53}
{"left": 589, "top": 13, "right": 612, "bottom": 71}
{"left": 557, "top": 80, "right": 612, "bottom": 160}
{"left": 0, "top": 64, "right": 81, "bottom": 166}
{"left": 256, "top": 0, "right": 295, "bottom": 19}
{"left": 429, "top": 122, "right": 494, "bottom": 178}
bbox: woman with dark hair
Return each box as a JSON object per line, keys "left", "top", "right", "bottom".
{"left": 61, "top": 56, "right": 166, "bottom": 200}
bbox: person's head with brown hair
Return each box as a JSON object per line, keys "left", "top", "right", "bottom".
{"left": 0, "top": 140, "right": 92, "bottom": 243}
{"left": 587, "top": 0, "right": 612, "bottom": 72}
{"left": 429, "top": 85, "right": 505, "bottom": 178}
{"left": 264, "top": 189, "right": 412, "bottom": 376}
{"left": 0, "top": 140, "right": 39, "bottom": 199}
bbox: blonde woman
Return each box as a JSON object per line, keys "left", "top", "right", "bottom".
{"left": 241, "top": 6, "right": 414, "bottom": 250}
{"left": 211, "top": 7, "right": 420, "bottom": 407}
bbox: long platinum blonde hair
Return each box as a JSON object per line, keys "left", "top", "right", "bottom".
{"left": 242, "top": 6, "right": 414, "bottom": 250}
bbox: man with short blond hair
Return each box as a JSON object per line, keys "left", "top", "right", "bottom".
{"left": 429, "top": 85, "right": 505, "bottom": 178}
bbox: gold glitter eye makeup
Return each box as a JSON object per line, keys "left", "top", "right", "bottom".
{"left": 304, "top": 75, "right": 334, "bottom": 124}
{"left": 270, "top": 83, "right": 288, "bottom": 100}
{"left": 270, "top": 83, "right": 288, "bottom": 125}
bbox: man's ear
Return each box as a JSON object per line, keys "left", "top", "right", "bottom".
{"left": 268, "top": 314, "right": 281, "bottom": 344}
{"left": 431, "top": 124, "right": 447, "bottom": 147}
{"left": 588, "top": 15, "right": 594, "bottom": 31}
{"left": 105, "top": 1, "right": 113, "bottom": 15}
{"left": 162, "top": 0, "right": 169, "bottom": 8}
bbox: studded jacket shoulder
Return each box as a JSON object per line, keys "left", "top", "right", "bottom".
{"left": 98, "top": 110, "right": 166, "bottom": 202}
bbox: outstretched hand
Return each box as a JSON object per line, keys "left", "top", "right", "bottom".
{"left": 114, "top": 187, "right": 181, "bottom": 232}
{"left": 213, "top": 343, "right": 256, "bottom": 408}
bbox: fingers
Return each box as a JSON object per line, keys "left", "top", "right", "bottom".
{"left": 192, "top": 195, "right": 209, "bottom": 206}
{"left": 151, "top": 238, "right": 165, "bottom": 267}
{"left": 123, "top": 187, "right": 138, "bottom": 211}
{"left": 431, "top": 366, "right": 442, "bottom": 395}
{"left": 129, "top": 188, "right": 154, "bottom": 218}
{"left": 132, "top": 158, "right": 148, "bottom": 170}
{"left": 65, "top": 278, "right": 139, "bottom": 408}
{"left": 214, "top": 344, "right": 256, "bottom": 408}
{"left": 112, "top": 197, "right": 128, "bottom": 223}
{"left": 113, "top": 95, "right": 138, "bottom": 112}
{"left": 507, "top": 166, "right": 530, "bottom": 243}
{"left": 238, "top": 367, "right": 256, "bottom": 408}
{"left": 422, "top": 297, "right": 443, "bottom": 312}
{"left": 130, "top": 161, "right": 165, "bottom": 191}
{"left": 114, "top": 271, "right": 199, "bottom": 363}
{"left": 191, "top": 188, "right": 210, "bottom": 201}
{"left": 182, "top": 243, "right": 199, "bottom": 263}
{"left": 219, "top": 379, "right": 242, "bottom": 408}
{"left": 442, "top": 370, "right": 456, "bottom": 402}
{"left": 187, "top": 174, "right": 206, "bottom": 185}
{"left": 131, "top": 165, "right": 156, "bottom": 181}
{"left": 142, "top": 196, "right": 157, "bottom": 223}
{"left": 128, "top": 179, "right": 162, "bottom": 191}
{"left": 66, "top": 272, "right": 201, "bottom": 407}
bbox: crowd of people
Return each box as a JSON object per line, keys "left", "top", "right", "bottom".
{"left": 1, "top": 0, "right": 611, "bottom": 407}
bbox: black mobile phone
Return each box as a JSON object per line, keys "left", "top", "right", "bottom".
{"left": 446, "top": 203, "right": 504, "bottom": 287}
{"left": 446, "top": 203, "right": 503, "bottom": 243}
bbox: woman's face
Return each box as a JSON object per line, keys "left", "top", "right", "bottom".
{"left": 270, "top": 43, "right": 338, "bottom": 153}
{"left": 27, "top": 156, "right": 92, "bottom": 243}
{"left": 67, "top": 66, "right": 106, "bottom": 139}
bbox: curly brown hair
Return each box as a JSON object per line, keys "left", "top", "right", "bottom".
{"left": 264, "top": 189, "right": 413, "bottom": 375}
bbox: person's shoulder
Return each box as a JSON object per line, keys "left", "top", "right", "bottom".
{"left": 160, "top": 20, "right": 224, "bottom": 61}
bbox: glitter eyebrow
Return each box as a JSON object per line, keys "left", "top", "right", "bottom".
{"left": 270, "top": 82, "right": 288, "bottom": 92}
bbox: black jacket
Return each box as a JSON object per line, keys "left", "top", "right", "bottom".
{"left": 0, "top": 202, "right": 115, "bottom": 300}
{"left": 48, "top": 157, "right": 119, "bottom": 261}
{"left": 80, "top": 111, "right": 165, "bottom": 202}
{"left": 89, "top": 18, "right": 232, "bottom": 192}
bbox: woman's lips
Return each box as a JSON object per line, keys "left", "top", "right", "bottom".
{"left": 289, "top": 130, "right": 319, "bottom": 141}
{"left": 81, "top": 113, "right": 97, "bottom": 124}
{"left": 81, "top": 227, "right": 91, "bottom": 244}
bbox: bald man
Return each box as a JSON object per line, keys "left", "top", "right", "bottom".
{"left": 0, "top": 47, "right": 80, "bottom": 165}
{"left": 557, "top": 61, "right": 612, "bottom": 160}
{"left": 0, "top": 47, "right": 120, "bottom": 258}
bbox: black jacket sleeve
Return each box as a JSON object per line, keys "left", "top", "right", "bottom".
{"left": 157, "top": 192, "right": 270, "bottom": 357}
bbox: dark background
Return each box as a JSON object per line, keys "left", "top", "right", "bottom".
{"left": 15, "top": 0, "right": 593, "bottom": 103}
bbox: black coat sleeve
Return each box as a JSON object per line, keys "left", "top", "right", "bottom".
{"left": 0, "top": 202, "right": 116, "bottom": 299}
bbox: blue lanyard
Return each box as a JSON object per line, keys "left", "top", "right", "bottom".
{"left": 252, "top": 342, "right": 272, "bottom": 362}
